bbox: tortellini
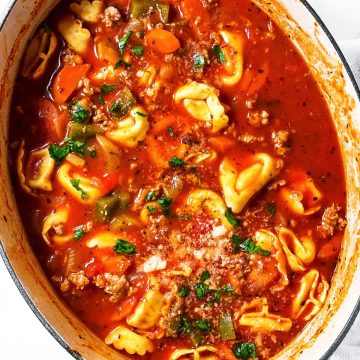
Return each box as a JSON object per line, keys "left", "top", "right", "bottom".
{"left": 174, "top": 82, "right": 229, "bottom": 133}
{"left": 105, "top": 326, "right": 154, "bottom": 355}
{"left": 42, "top": 207, "right": 73, "bottom": 245}
{"left": 220, "top": 153, "right": 283, "bottom": 213}
{"left": 219, "top": 31, "right": 244, "bottom": 86}
{"left": 106, "top": 106, "right": 150, "bottom": 147}
{"left": 56, "top": 163, "right": 102, "bottom": 204}
{"left": 277, "top": 227, "right": 316, "bottom": 272}
{"left": 70, "top": 0, "right": 103, "bottom": 23}
{"left": 185, "top": 189, "right": 230, "bottom": 229}
{"left": 280, "top": 176, "right": 323, "bottom": 216}
{"left": 170, "top": 346, "right": 218, "bottom": 360}
{"left": 16, "top": 141, "right": 56, "bottom": 194}
{"left": 127, "top": 288, "right": 165, "bottom": 329}
{"left": 21, "top": 28, "right": 58, "bottom": 79}
{"left": 236, "top": 297, "right": 292, "bottom": 332}
{"left": 137, "top": 65, "right": 162, "bottom": 100}
{"left": 58, "top": 15, "right": 91, "bottom": 53}
{"left": 255, "top": 230, "right": 289, "bottom": 289}
{"left": 292, "top": 269, "right": 329, "bottom": 321}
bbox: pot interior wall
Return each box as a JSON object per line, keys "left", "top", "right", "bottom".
{"left": 0, "top": 0, "right": 359, "bottom": 359}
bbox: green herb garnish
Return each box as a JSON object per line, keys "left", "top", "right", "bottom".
{"left": 70, "top": 178, "right": 87, "bottom": 200}
{"left": 232, "top": 233, "right": 241, "bottom": 253}
{"left": 118, "top": 30, "right": 133, "bottom": 55}
{"left": 68, "top": 100, "right": 89, "bottom": 123}
{"left": 48, "top": 138, "right": 85, "bottom": 165}
{"left": 200, "top": 270, "right": 210, "bottom": 282}
{"left": 156, "top": 197, "right": 172, "bottom": 215}
{"left": 98, "top": 94, "right": 105, "bottom": 105}
{"left": 169, "top": 156, "right": 187, "bottom": 167}
{"left": 194, "top": 54, "right": 205, "bottom": 68}
{"left": 239, "top": 238, "right": 271, "bottom": 256}
{"left": 146, "top": 205, "right": 157, "bottom": 214}
{"left": 213, "top": 45, "right": 226, "bottom": 63}
{"left": 146, "top": 191, "right": 156, "bottom": 202}
{"left": 195, "top": 319, "right": 211, "bottom": 332}
{"left": 114, "top": 239, "right": 136, "bottom": 254}
{"left": 232, "top": 342, "right": 258, "bottom": 360}
{"left": 136, "top": 111, "right": 147, "bottom": 117}
{"left": 101, "top": 84, "right": 117, "bottom": 94}
{"left": 194, "top": 282, "right": 209, "bottom": 299}
{"left": 132, "top": 45, "right": 144, "bottom": 56}
{"left": 225, "top": 208, "right": 241, "bottom": 228}
{"left": 179, "top": 285, "right": 190, "bottom": 298}
{"left": 74, "top": 225, "right": 85, "bottom": 240}
{"left": 114, "top": 58, "right": 132, "bottom": 69}
{"left": 167, "top": 126, "right": 175, "bottom": 137}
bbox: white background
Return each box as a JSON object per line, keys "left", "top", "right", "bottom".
{"left": 1, "top": 0, "right": 359, "bottom": 359}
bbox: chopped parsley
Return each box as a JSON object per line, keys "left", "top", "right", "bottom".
{"left": 207, "top": 285, "right": 235, "bottom": 306}
{"left": 68, "top": 100, "right": 89, "bottom": 123}
{"left": 179, "top": 285, "right": 190, "bottom": 298}
{"left": 114, "top": 239, "right": 136, "bottom": 254}
{"left": 73, "top": 225, "right": 85, "bottom": 240}
{"left": 98, "top": 94, "right": 105, "bottom": 105}
{"left": 101, "top": 84, "right": 117, "bottom": 94}
{"left": 194, "top": 54, "right": 205, "bottom": 68}
{"left": 265, "top": 202, "right": 277, "bottom": 215}
{"left": 132, "top": 45, "right": 144, "bottom": 56}
{"left": 169, "top": 156, "right": 187, "bottom": 167}
{"left": 70, "top": 179, "right": 87, "bottom": 200}
{"left": 213, "top": 44, "right": 226, "bottom": 63}
{"left": 146, "top": 191, "right": 156, "bottom": 202}
{"left": 136, "top": 111, "right": 147, "bottom": 117}
{"left": 146, "top": 205, "right": 157, "bottom": 214}
{"left": 225, "top": 208, "right": 241, "bottom": 228}
{"left": 167, "top": 126, "right": 175, "bottom": 137}
{"left": 156, "top": 197, "right": 172, "bottom": 215}
{"left": 195, "top": 319, "right": 211, "bottom": 332}
{"left": 232, "top": 234, "right": 241, "bottom": 253}
{"left": 232, "top": 342, "right": 258, "bottom": 360}
{"left": 239, "top": 238, "right": 271, "bottom": 256}
{"left": 118, "top": 30, "right": 133, "bottom": 55}
{"left": 48, "top": 138, "right": 84, "bottom": 165}
{"left": 200, "top": 270, "right": 210, "bottom": 282}
{"left": 194, "top": 282, "right": 209, "bottom": 299}
{"left": 178, "top": 316, "right": 193, "bottom": 335}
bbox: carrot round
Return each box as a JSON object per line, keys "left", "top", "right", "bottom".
{"left": 51, "top": 64, "right": 90, "bottom": 104}
{"left": 146, "top": 28, "right": 180, "bottom": 54}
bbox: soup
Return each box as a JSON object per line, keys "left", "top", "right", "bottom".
{"left": 8, "top": 0, "right": 346, "bottom": 359}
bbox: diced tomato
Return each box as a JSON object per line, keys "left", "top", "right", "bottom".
{"left": 110, "top": 295, "right": 138, "bottom": 321}
{"left": 102, "top": 255, "right": 131, "bottom": 274}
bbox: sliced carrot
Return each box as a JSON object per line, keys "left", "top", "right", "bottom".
{"left": 51, "top": 64, "right": 91, "bottom": 105}
{"left": 110, "top": 296, "right": 138, "bottom": 321}
{"left": 146, "top": 28, "right": 180, "bottom": 54}
{"left": 317, "top": 235, "right": 342, "bottom": 259}
{"left": 102, "top": 255, "right": 131, "bottom": 274}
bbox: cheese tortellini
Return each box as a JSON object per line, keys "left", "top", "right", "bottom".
{"left": 185, "top": 189, "right": 230, "bottom": 229}
{"left": 86, "top": 231, "right": 118, "bottom": 248}
{"left": 58, "top": 15, "right": 91, "bottom": 53}
{"left": 278, "top": 227, "right": 316, "bottom": 272}
{"left": 220, "top": 153, "right": 283, "bottom": 213}
{"left": 16, "top": 141, "right": 56, "bottom": 194}
{"left": 170, "top": 346, "right": 218, "bottom": 360}
{"left": 236, "top": 297, "right": 292, "bottom": 332}
{"left": 70, "top": 0, "right": 103, "bottom": 23}
{"left": 127, "top": 288, "right": 165, "bottom": 329}
{"left": 21, "top": 28, "right": 58, "bottom": 79}
{"left": 219, "top": 31, "right": 244, "bottom": 86}
{"left": 292, "top": 269, "right": 329, "bottom": 321}
{"left": 174, "top": 82, "right": 229, "bottom": 133}
{"left": 42, "top": 207, "right": 73, "bottom": 245}
{"left": 106, "top": 106, "right": 149, "bottom": 147}
{"left": 105, "top": 326, "right": 154, "bottom": 355}
{"left": 280, "top": 176, "right": 323, "bottom": 216}
{"left": 56, "top": 163, "right": 102, "bottom": 204}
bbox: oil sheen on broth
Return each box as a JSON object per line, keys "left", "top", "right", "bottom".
{"left": 9, "top": 0, "right": 347, "bottom": 359}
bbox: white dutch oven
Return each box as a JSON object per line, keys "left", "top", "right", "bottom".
{"left": 0, "top": 0, "right": 359, "bottom": 359}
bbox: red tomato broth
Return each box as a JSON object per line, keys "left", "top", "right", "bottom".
{"left": 8, "top": 0, "right": 346, "bottom": 359}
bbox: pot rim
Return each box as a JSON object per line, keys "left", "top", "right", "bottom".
{"left": 0, "top": 1, "right": 359, "bottom": 359}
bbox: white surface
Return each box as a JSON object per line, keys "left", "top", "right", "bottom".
{"left": 0, "top": 1, "right": 359, "bottom": 359}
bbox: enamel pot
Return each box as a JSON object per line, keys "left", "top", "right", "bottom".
{"left": 0, "top": 0, "right": 359, "bottom": 359}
